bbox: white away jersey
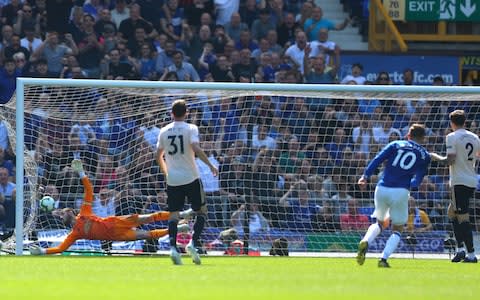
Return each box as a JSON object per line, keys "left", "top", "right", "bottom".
{"left": 157, "top": 121, "right": 200, "bottom": 186}
{"left": 446, "top": 128, "right": 480, "bottom": 188}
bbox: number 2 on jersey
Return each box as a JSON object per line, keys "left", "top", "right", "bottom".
{"left": 466, "top": 142, "right": 473, "bottom": 161}
{"left": 167, "top": 135, "right": 184, "bottom": 155}
{"left": 392, "top": 149, "right": 416, "bottom": 170}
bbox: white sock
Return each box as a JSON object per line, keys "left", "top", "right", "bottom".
{"left": 467, "top": 252, "right": 476, "bottom": 259}
{"left": 381, "top": 231, "right": 401, "bottom": 260}
{"left": 78, "top": 171, "right": 86, "bottom": 178}
{"left": 361, "top": 223, "right": 382, "bottom": 244}
{"left": 457, "top": 247, "right": 466, "bottom": 253}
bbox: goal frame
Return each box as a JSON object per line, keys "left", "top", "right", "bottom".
{"left": 13, "top": 77, "right": 480, "bottom": 255}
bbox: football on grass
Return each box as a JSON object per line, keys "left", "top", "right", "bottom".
{"left": 39, "top": 196, "right": 55, "bottom": 213}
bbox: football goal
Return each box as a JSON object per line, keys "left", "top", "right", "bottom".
{"left": 2, "top": 78, "right": 480, "bottom": 256}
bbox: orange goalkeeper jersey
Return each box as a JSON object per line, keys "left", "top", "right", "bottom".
{"left": 46, "top": 176, "right": 132, "bottom": 254}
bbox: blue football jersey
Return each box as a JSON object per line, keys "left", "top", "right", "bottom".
{"left": 364, "top": 140, "right": 430, "bottom": 189}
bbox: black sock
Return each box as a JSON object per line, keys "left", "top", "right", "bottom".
{"left": 168, "top": 219, "right": 178, "bottom": 248}
{"left": 459, "top": 221, "right": 474, "bottom": 253}
{"left": 192, "top": 214, "right": 206, "bottom": 245}
{"left": 452, "top": 220, "right": 465, "bottom": 249}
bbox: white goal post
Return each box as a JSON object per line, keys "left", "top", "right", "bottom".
{"left": 6, "top": 78, "right": 480, "bottom": 256}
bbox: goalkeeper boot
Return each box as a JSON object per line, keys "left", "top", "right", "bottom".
{"left": 378, "top": 258, "right": 390, "bottom": 268}
{"left": 451, "top": 250, "right": 466, "bottom": 263}
{"left": 71, "top": 159, "right": 85, "bottom": 174}
{"left": 356, "top": 241, "right": 368, "bottom": 266}
{"left": 179, "top": 208, "right": 194, "bottom": 219}
{"left": 170, "top": 247, "right": 183, "bottom": 265}
{"left": 186, "top": 240, "right": 201, "bottom": 265}
{"left": 177, "top": 223, "right": 190, "bottom": 233}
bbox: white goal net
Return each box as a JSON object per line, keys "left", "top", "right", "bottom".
{"left": 1, "top": 79, "right": 480, "bottom": 256}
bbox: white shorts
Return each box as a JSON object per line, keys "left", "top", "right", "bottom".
{"left": 372, "top": 185, "right": 410, "bottom": 225}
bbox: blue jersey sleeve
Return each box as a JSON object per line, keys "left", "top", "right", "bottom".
{"left": 364, "top": 142, "right": 394, "bottom": 179}
{"left": 410, "top": 153, "right": 431, "bottom": 189}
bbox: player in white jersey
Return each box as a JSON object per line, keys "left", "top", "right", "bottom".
{"left": 431, "top": 109, "right": 480, "bottom": 263}
{"left": 156, "top": 100, "right": 218, "bottom": 265}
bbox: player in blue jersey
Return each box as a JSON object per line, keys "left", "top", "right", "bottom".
{"left": 356, "top": 124, "right": 431, "bottom": 268}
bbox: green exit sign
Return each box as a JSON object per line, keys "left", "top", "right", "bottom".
{"left": 384, "top": 0, "right": 480, "bottom": 21}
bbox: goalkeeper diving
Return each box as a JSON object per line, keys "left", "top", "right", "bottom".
{"left": 30, "top": 159, "right": 192, "bottom": 255}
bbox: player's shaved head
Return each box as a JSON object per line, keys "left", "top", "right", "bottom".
{"left": 449, "top": 109, "right": 466, "bottom": 127}
{"left": 172, "top": 100, "right": 187, "bottom": 118}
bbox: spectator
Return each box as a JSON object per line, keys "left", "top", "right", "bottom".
{"left": 251, "top": 8, "right": 276, "bottom": 42}
{"left": 165, "top": 50, "right": 200, "bottom": 81}
{"left": 309, "top": 28, "right": 340, "bottom": 69}
{"left": 352, "top": 119, "right": 374, "bottom": 158}
{"left": 0, "top": 167, "right": 15, "bottom": 231}
{"left": 296, "top": 0, "right": 314, "bottom": 27}
{"left": 185, "top": 0, "right": 215, "bottom": 31}
{"left": 136, "top": 0, "right": 164, "bottom": 30}
{"left": 83, "top": 0, "right": 104, "bottom": 20}
{"left": 12, "top": 51, "right": 28, "bottom": 74}
{"left": 199, "top": 12, "right": 215, "bottom": 33}
{"left": 265, "top": 29, "right": 282, "bottom": 54}
{"left": 197, "top": 42, "right": 217, "bottom": 81}
{"left": 375, "top": 71, "right": 393, "bottom": 85}
{"left": 331, "top": 177, "right": 354, "bottom": 215}
{"left": 284, "top": 30, "right": 308, "bottom": 74}
{"left": 13, "top": 3, "right": 40, "bottom": 36}
{"left": 230, "top": 202, "right": 270, "bottom": 235}
{"left": 324, "top": 127, "right": 350, "bottom": 165}
{"left": 224, "top": 12, "right": 248, "bottom": 43}
{"left": 278, "top": 135, "right": 305, "bottom": 174}
{"left": 303, "top": 6, "right": 350, "bottom": 41}
{"left": 30, "top": 31, "right": 78, "bottom": 76}
{"left": 138, "top": 44, "right": 157, "bottom": 80}
{"left": 110, "top": 0, "right": 130, "bottom": 29}
{"left": 94, "top": 9, "right": 117, "bottom": 37}
{"left": 210, "top": 54, "right": 235, "bottom": 82}
{"left": 232, "top": 48, "right": 256, "bottom": 82}
{"left": 314, "top": 200, "right": 340, "bottom": 232}
{"left": 405, "top": 196, "right": 433, "bottom": 234}
{"left": 102, "top": 48, "right": 137, "bottom": 80}
{"left": 76, "top": 14, "right": 104, "bottom": 78}
{"left": 215, "top": 0, "right": 240, "bottom": 26}
{"left": 184, "top": 24, "right": 213, "bottom": 70}
{"left": 118, "top": 4, "right": 157, "bottom": 44}
{"left": 303, "top": 50, "right": 336, "bottom": 84}
{"left": 341, "top": 63, "right": 366, "bottom": 85}
{"left": 1, "top": 0, "right": 23, "bottom": 27}
{"left": 3, "top": 34, "right": 30, "bottom": 61}
{"left": 0, "top": 25, "right": 14, "bottom": 49}
{"left": 160, "top": 0, "right": 184, "bottom": 42}
{"left": 372, "top": 115, "right": 402, "bottom": 146}
{"left": 402, "top": 68, "right": 414, "bottom": 85}
{"left": 27, "top": 57, "right": 57, "bottom": 77}
{"left": 235, "top": 29, "right": 258, "bottom": 51}
{"left": 277, "top": 12, "right": 300, "bottom": 49}
{"left": 279, "top": 179, "right": 320, "bottom": 231}
{"left": 67, "top": 5, "right": 84, "bottom": 44}
{"left": 0, "top": 148, "right": 14, "bottom": 180}
{"left": 0, "top": 58, "right": 21, "bottom": 104}
{"left": 127, "top": 26, "right": 155, "bottom": 59}
{"left": 340, "top": 199, "right": 370, "bottom": 231}
{"left": 20, "top": 25, "right": 43, "bottom": 54}
{"left": 155, "top": 39, "right": 176, "bottom": 76}
{"left": 251, "top": 38, "right": 271, "bottom": 64}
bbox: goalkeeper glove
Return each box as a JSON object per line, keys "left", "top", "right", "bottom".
{"left": 29, "top": 245, "right": 46, "bottom": 255}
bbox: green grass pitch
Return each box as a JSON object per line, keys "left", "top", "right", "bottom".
{"left": 0, "top": 256, "right": 478, "bottom": 300}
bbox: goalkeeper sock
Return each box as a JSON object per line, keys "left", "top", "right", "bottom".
{"left": 362, "top": 223, "right": 382, "bottom": 244}
{"left": 459, "top": 221, "right": 474, "bottom": 253}
{"left": 152, "top": 211, "right": 170, "bottom": 222}
{"left": 149, "top": 229, "right": 168, "bottom": 239}
{"left": 192, "top": 213, "right": 206, "bottom": 245}
{"left": 168, "top": 219, "right": 178, "bottom": 248}
{"left": 381, "top": 231, "right": 401, "bottom": 260}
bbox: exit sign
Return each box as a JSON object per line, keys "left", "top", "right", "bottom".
{"left": 384, "top": 0, "right": 480, "bottom": 21}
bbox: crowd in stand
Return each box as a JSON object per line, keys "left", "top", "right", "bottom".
{"left": 1, "top": 0, "right": 479, "bottom": 239}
